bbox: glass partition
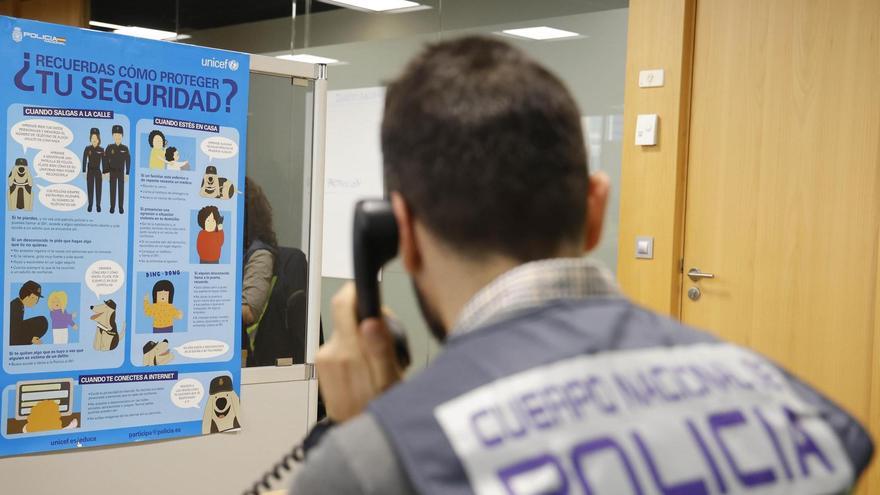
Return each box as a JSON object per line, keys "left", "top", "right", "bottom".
{"left": 246, "top": 73, "right": 310, "bottom": 252}
{"left": 239, "top": 69, "right": 317, "bottom": 368}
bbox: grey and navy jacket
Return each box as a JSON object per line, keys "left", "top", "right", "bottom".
{"left": 292, "top": 258, "right": 874, "bottom": 495}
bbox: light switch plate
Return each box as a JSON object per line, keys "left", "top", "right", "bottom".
{"left": 635, "top": 236, "right": 654, "bottom": 259}
{"left": 635, "top": 114, "right": 658, "bottom": 146}
{"left": 638, "top": 69, "right": 665, "bottom": 88}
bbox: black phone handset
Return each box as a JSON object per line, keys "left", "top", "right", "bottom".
{"left": 353, "top": 199, "right": 410, "bottom": 367}
{"left": 245, "top": 199, "right": 408, "bottom": 495}
{"left": 354, "top": 199, "right": 398, "bottom": 320}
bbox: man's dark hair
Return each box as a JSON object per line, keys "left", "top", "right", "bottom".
{"left": 19, "top": 280, "right": 41, "bottom": 300}
{"left": 197, "top": 205, "right": 221, "bottom": 229}
{"left": 152, "top": 280, "right": 175, "bottom": 304}
{"left": 382, "top": 36, "right": 588, "bottom": 261}
{"left": 164, "top": 147, "right": 177, "bottom": 162}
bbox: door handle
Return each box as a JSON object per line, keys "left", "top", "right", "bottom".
{"left": 687, "top": 268, "right": 715, "bottom": 282}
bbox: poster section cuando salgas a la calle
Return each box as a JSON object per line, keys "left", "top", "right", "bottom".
{"left": 0, "top": 17, "right": 248, "bottom": 456}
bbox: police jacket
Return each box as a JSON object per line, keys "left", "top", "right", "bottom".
{"left": 82, "top": 145, "right": 103, "bottom": 172}
{"left": 292, "top": 258, "right": 874, "bottom": 495}
{"left": 103, "top": 143, "right": 130, "bottom": 174}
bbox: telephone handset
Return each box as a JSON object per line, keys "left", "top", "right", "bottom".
{"left": 245, "top": 199, "right": 409, "bottom": 495}
{"left": 353, "top": 199, "right": 410, "bottom": 367}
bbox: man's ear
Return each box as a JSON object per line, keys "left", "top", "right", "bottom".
{"left": 584, "top": 172, "right": 610, "bottom": 252}
{"left": 390, "top": 192, "right": 421, "bottom": 273}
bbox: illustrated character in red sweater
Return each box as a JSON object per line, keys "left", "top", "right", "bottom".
{"left": 196, "top": 205, "right": 224, "bottom": 264}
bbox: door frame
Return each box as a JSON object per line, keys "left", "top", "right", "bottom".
{"left": 615, "top": 0, "right": 696, "bottom": 318}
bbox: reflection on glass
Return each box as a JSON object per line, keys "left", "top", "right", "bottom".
{"left": 240, "top": 73, "right": 313, "bottom": 367}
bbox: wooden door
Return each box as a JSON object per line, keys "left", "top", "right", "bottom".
{"left": 680, "top": 0, "right": 880, "bottom": 490}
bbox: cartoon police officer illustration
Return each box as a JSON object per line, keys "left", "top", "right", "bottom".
{"left": 82, "top": 127, "right": 104, "bottom": 212}
{"left": 103, "top": 124, "right": 130, "bottom": 214}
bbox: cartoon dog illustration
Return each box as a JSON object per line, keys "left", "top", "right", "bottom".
{"left": 91, "top": 300, "right": 122, "bottom": 351}
{"left": 201, "top": 375, "right": 241, "bottom": 434}
{"left": 199, "top": 165, "right": 235, "bottom": 200}
{"left": 142, "top": 339, "right": 174, "bottom": 366}
{"left": 8, "top": 158, "right": 34, "bottom": 211}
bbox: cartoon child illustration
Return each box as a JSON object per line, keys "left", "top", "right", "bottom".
{"left": 23, "top": 400, "right": 78, "bottom": 433}
{"left": 82, "top": 127, "right": 104, "bottom": 212}
{"left": 47, "top": 291, "right": 77, "bottom": 345}
{"left": 7, "top": 158, "right": 34, "bottom": 211}
{"left": 196, "top": 206, "right": 224, "bottom": 264}
{"left": 104, "top": 124, "right": 130, "bottom": 214}
{"left": 9, "top": 281, "right": 47, "bottom": 346}
{"left": 143, "top": 279, "right": 183, "bottom": 333}
{"left": 147, "top": 130, "right": 167, "bottom": 170}
{"left": 164, "top": 147, "right": 189, "bottom": 171}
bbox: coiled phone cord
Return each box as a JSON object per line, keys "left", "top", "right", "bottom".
{"left": 243, "top": 418, "right": 335, "bottom": 495}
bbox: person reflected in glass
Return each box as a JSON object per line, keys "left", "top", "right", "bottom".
{"left": 241, "top": 177, "right": 277, "bottom": 358}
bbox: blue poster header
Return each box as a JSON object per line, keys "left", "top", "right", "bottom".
{"left": 10, "top": 28, "right": 244, "bottom": 115}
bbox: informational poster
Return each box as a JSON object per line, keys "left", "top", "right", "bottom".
{"left": 0, "top": 17, "right": 249, "bottom": 456}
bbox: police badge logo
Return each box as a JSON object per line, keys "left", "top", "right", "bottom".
{"left": 12, "top": 27, "right": 22, "bottom": 43}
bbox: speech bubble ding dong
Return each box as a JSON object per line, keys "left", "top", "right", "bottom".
{"left": 11, "top": 119, "right": 74, "bottom": 152}
{"left": 200, "top": 136, "right": 238, "bottom": 160}
{"left": 174, "top": 340, "right": 230, "bottom": 360}
{"left": 34, "top": 148, "right": 81, "bottom": 183}
{"left": 85, "top": 260, "right": 125, "bottom": 298}
{"left": 171, "top": 378, "right": 204, "bottom": 409}
{"left": 37, "top": 184, "right": 87, "bottom": 211}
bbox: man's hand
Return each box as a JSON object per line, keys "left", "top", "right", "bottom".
{"left": 316, "top": 282, "right": 403, "bottom": 422}
{"left": 31, "top": 337, "right": 41, "bottom": 344}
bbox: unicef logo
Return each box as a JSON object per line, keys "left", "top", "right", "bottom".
{"left": 228, "top": 59, "right": 239, "bottom": 71}
{"left": 12, "top": 27, "right": 22, "bottom": 43}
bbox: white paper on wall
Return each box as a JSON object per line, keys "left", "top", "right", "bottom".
{"left": 321, "top": 87, "right": 386, "bottom": 279}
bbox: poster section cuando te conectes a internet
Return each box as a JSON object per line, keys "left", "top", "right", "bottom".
{"left": 0, "top": 16, "right": 248, "bottom": 456}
